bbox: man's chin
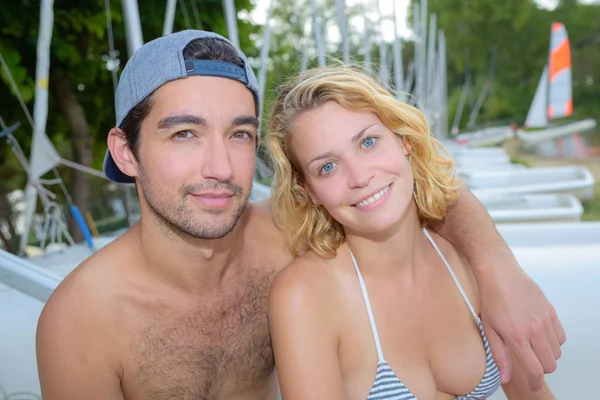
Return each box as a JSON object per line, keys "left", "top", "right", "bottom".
{"left": 189, "top": 206, "right": 248, "bottom": 239}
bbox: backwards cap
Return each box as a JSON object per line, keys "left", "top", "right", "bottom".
{"left": 103, "top": 30, "right": 259, "bottom": 184}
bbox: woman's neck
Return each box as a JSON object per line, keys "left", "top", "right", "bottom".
{"left": 344, "top": 201, "right": 426, "bottom": 278}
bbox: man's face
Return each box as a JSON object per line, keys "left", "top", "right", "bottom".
{"left": 135, "top": 76, "right": 258, "bottom": 239}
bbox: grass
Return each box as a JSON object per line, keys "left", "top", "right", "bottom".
{"left": 582, "top": 183, "right": 600, "bottom": 221}
{"left": 510, "top": 156, "right": 534, "bottom": 168}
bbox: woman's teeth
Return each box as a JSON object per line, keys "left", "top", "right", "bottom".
{"left": 356, "top": 185, "right": 389, "bottom": 208}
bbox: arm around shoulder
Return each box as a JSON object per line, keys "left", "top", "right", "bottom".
{"left": 268, "top": 260, "right": 345, "bottom": 400}
{"left": 429, "top": 184, "right": 506, "bottom": 266}
{"left": 431, "top": 184, "right": 565, "bottom": 391}
{"left": 36, "top": 282, "right": 124, "bottom": 400}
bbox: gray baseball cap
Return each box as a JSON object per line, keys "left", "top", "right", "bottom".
{"left": 103, "top": 30, "right": 260, "bottom": 184}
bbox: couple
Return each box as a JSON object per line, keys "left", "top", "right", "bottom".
{"left": 36, "top": 30, "right": 562, "bottom": 399}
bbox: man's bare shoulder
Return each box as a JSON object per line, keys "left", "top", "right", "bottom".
{"left": 244, "top": 199, "right": 293, "bottom": 268}
{"left": 36, "top": 231, "right": 140, "bottom": 399}
{"left": 246, "top": 199, "right": 276, "bottom": 229}
{"left": 40, "top": 230, "right": 138, "bottom": 335}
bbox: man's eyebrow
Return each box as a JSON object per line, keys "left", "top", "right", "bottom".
{"left": 157, "top": 115, "right": 207, "bottom": 130}
{"left": 351, "top": 123, "right": 377, "bottom": 143}
{"left": 231, "top": 115, "right": 260, "bottom": 129}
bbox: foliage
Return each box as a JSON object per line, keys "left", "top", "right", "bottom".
{"left": 582, "top": 184, "right": 600, "bottom": 221}
{"left": 409, "top": 0, "right": 600, "bottom": 129}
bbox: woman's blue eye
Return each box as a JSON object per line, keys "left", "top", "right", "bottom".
{"left": 362, "top": 136, "right": 377, "bottom": 148}
{"left": 320, "top": 162, "right": 335, "bottom": 174}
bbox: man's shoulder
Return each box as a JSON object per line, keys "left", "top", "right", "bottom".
{"left": 246, "top": 198, "right": 274, "bottom": 223}
{"left": 40, "top": 234, "right": 135, "bottom": 331}
{"left": 36, "top": 238, "right": 132, "bottom": 397}
{"left": 243, "top": 200, "right": 293, "bottom": 266}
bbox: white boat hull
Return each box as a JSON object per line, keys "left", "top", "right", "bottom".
{"left": 456, "top": 164, "right": 526, "bottom": 177}
{"left": 465, "top": 166, "right": 596, "bottom": 201}
{"left": 517, "top": 118, "right": 597, "bottom": 146}
{"left": 479, "top": 193, "right": 583, "bottom": 223}
{"left": 451, "top": 126, "right": 515, "bottom": 147}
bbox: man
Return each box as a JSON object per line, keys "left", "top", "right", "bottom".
{"left": 37, "top": 30, "right": 564, "bottom": 399}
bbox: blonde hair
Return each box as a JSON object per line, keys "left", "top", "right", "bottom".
{"left": 266, "top": 65, "right": 460, "bottom": 258}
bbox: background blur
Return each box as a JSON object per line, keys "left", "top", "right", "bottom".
{"left": 0, "top": 0, "right": 599, "bottom": 251}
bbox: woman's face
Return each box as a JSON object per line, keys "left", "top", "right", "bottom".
{"left": 289, "top": 101, "right": 415, "bottom": 236}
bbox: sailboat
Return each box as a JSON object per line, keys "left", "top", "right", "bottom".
{"left": 517, "top": 22, "right": 596, "bottom": 146}
{"left": 452, "top": 22, "right": 596, "bottom": 149}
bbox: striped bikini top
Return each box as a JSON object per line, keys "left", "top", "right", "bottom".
{"left": 348, "top": 228, "right": 502, "bottom": 400}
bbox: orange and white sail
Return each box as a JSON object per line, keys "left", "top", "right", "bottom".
{"left": 525, "top": 22, "right": 573, "bottom": 127}
{"left": 548, "top": 22, "right": 573, "bottom": 120}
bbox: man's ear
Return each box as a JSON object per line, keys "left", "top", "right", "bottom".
{"left": 107, "top": 128, "right": 140, "bottom": 179}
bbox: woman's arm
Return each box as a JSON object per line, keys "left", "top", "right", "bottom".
{"left": 268, "top": 260, "right": 345, "bottom": 400}
{"left": 502, "top": 350, "right": 556, "bottom": 400}
{"left": 429, "top": 185, "right": 565, "bottom": 390}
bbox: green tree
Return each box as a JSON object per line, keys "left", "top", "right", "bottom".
{"left": 409, "top": 0, "right": 600, "bottom": 130}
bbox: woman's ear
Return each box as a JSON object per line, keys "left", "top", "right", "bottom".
{"left": 107, "top": 128, "right": 140, "bottom": 179}
{"left": 401, "top": 138, "right": 413, "bottom": 156}
{"left": 302, "top": 182, "right": 321, "bottom": 205}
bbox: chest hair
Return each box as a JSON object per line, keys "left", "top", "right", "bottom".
{"left": 131, "top": 266, "right": 277, "bottom": 399}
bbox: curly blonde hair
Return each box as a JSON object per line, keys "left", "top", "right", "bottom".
{"left": 266, "top": 65, "right": 460, "bottom": 258}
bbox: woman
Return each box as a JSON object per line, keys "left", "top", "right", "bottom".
{"left": 265, "top": 65, "right": 555, "bottom": 399}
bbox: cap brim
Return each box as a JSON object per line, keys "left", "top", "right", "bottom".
{"left": 103, "top": 150, "right": 135, "bottom": 184}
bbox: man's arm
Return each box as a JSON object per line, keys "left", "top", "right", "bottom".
{"left": 430, "top": 185, "right": 565, "bottom": 390}
{"left": 36, "top": 283, "right": 124, "bottom": 399}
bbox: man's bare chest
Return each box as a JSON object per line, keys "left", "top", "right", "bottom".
{"left": 120, "top": 268, "right": 277, "bottom": 400}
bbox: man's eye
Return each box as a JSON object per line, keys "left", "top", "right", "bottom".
{"left": 172, "top": 131, "right": 194, "bottom": 140}
{"left": 232, "top": 131, "right": 252, "bottom": 140}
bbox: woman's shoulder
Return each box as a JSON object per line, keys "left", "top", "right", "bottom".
{"left": 270, "top": 249, "right": 344, "bottom": 298}
{"left": 268, "top": 249, "right": 346, "bottom": 325}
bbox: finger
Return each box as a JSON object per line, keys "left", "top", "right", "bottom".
{"left": 515, "top": 345, "right": 545, "bottom": 391}
{"left": 508, "top": 326, "right": 545, "bottom": 391}
{"left": 551, "top": 308, "right": 567, "bottom": 346}
{"left": 530, "top": 325, "right": 557, "bottom": 375}
{"left": 483, "top": 322, "right": 511, "bottom": 384}
{"left": 544, "top": 316, "right": 562, "bottom": 361}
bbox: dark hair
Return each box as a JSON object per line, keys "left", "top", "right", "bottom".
{"left": 119, "top": 38, "right": 244, "bottom": 158}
